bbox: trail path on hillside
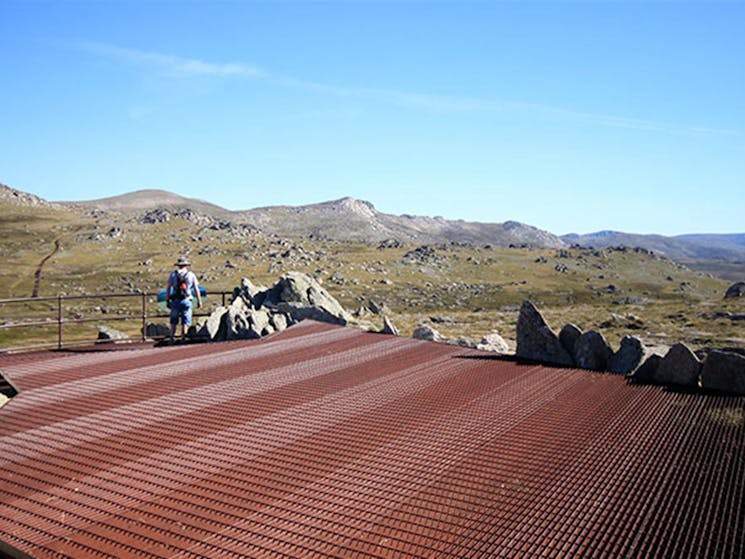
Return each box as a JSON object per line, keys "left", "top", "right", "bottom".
{"left": 31, "top": 237, "right": 61, "bottom": 297}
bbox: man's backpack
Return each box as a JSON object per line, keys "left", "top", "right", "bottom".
{"left": 170, "top": 271, "right": 189, "bottom": 301}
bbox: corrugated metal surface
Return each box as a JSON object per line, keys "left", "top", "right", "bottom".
{"left": 0, "top": 320, "right": 743, "bottom": 558}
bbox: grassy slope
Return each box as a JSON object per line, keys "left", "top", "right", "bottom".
{"left": 1, "top": 200, "right": 743, "bottom": 351}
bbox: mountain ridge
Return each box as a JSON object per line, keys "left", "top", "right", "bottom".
{"left": 3, "top": 183, "right": 745, "bottom": 268}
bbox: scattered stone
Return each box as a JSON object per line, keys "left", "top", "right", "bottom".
{"left": 141, "top": 209, "right": 171, "bottom": 224}
{"left": 378, "top": 239, "right": 401, "bottom": 249}
{"left": 402, "top": 245, "right": 442, "bottom": 265}
{"left": 516, "top": 301, "right": 573, "bottom": 366}
{"left": 380, "top": 316, "right": 399, "bottom": 336}
{"left": 143, "top": 322, "right": 170, "bottom": 339}
{"left": 724, "top": 282, "right": 745, "bottom": 299}
{"left": 559, "top": 323, "right": 582, "bottom": 356}
{"left": 574, "top": 331, "right": 613, "bottom": 371}
{"left": 700, "top": 350, "right": 745, "bottom": 395}
{"left": 599, "top": 313, "right": 645, "bottom": 330}
{"left": 609, "top": 336, "right": 647, "bottom": 375}
{"left": 653, "top": 343, "right": 701, "bottom": 387}
{"left": 477, "top": 332, "right": 510, "bottom": 354}
{"left": 97, "top": 325, "right": 129, "bottom": 343}
{"left": 453, "top": 337, "right": 480, "bottom": 349}
{"left": 413, "top": 325, "right": 443, "bottom": 343}
{"left": 368, "top": 300, "right": 390, "bottom": 315}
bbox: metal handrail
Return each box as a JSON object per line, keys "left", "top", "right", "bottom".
{"left": 0, "top": 290, "right": 233, "bottom": 353}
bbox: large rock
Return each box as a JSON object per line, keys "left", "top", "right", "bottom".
{"left": 265, "top": 272, "right": 350, "bottom": 325}
{"left": 609, "top": 335, "right": 647, "bottom": 375}
{"left": 574, "top": 331, "right": 613, "bottom": 371}
{"left": 249, "top": 308, "right": 272, "bottom": 336}
{"left": 653, "top": 343, "right": 701, "bottom": 387}
{"left": 224, "top": 306, "right": 254, "bottom": 340}
{"left": 724, "top": 282, "right": 745, "bottom": 299}
{"left": 413, "top": 325, "right": 443, "bottom": 342}
{"left": 628, "top": 354, "right": 662, "bottom": 383}
{"left": 270, "top": 313, "right": 289, "bottom": 333}
{"left": 199, "top": 306, "right": 228, "bottom": 340}
{"left": 516, "top": 301, "right": 573, "bottom": 366}
{"left": 559, "top": 323, "right": 582, "bottom": 356}
{"left": 477, "top": 332, "right": 510, "bottom": 354}
{"left": 234, "top": 277, "right": 269, "bottom": 309}
{"left": 97, "top": 325, "right": 129, "bottom": 343}
{"left": 380, "top": 316, "right": 399, "bottom": 336}
{"left": 143, "top": 322, "right": 170, "bottom": 339}
{"left": 701, "top": 350, "right": 745, "bottom": 395}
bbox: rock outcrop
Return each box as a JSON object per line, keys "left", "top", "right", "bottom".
{"left": 516, "top": 301, "right": 573, "bottom": 366}
{"left": 197, "top": 272, "right": 352, "bottom": 342}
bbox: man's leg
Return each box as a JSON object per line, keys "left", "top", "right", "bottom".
{"left": 182, "top": 300, "right": 193, "bottom": 341}
{"left": 169, "top": 304, "right": 178, "bottom": 342}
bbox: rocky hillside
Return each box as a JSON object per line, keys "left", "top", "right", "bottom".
{"left": 238, "top": 197, "right": 565, "bottom": 247}
{"left": 56, "top": 188, "right": 566, "bottom": 248}
{"left": 1, "top": 181, "right": 743, "bottom": 354}
{"left": 563, "top": 230, "right": 745, "bottom": 262}
{"left": 71, "top": 189, "right": 232, "bottom": 218}
{"left": 0, "top": 183, "right": 57, "bottom": 209}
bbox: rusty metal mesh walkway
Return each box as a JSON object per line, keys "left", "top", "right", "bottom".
{"left": 0, "top": 320, "right": 743, "bottom": 558}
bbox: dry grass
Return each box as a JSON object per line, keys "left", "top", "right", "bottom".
{"left": 1, "top": 200, "right": 743, "bottom": 352}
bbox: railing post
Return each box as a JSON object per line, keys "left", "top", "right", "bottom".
{"left": 57, "top": 295, "right": 63, "bottom": 350}
{"left": 141, "top": 292, "right": 147, "bottom": 342}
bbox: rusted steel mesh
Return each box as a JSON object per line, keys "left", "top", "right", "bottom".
{"left": 1, "top": 320, "right": 743, "bottom": 558}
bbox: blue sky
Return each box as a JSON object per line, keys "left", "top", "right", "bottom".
{"left": 1, "top": 1, "right": 742, "bottom": 235}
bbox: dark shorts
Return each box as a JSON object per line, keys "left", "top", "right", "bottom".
{"left": 169, "top": 299, "right": 193, "bottom": 326}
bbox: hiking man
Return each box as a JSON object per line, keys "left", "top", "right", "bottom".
{"left": 167, "top": 256, "right": 202, "bottom": 342}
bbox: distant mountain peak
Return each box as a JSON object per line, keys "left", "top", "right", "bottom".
{"left": 72, "top": 189, "right": 230, "bottom": 216}
{"left": 334, "top": 197, "right": 377, "bottom": 218}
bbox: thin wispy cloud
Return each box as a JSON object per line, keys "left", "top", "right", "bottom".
{"left": 81, "top": 42, "right": 265, "bottom": 78}
{"left": 81, "top": 42, "right": 737, "bottom": 137}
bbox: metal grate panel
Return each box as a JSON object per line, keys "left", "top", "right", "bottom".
{"left": 1, "top": 320, "right": 743, "bottom": 558}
